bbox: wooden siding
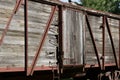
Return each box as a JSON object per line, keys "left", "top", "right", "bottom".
{"left": 63, "top": 9, "right": 85, "bottom": 65}
{"left": 85, "top": 15, "right": 119, "bottom": 64}
{"left": 0, "top": 0, "right": 57, "bottom": 68}
{"left": 0, "top": 0, "right": 119, "bottom": 68}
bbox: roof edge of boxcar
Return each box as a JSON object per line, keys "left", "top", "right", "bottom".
{"left": 29, "top": 0, "right": 120, "bottom": 20}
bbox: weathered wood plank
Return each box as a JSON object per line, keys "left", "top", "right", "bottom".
{"left": 0, "top": 0, "right": 57, "bottom": 67}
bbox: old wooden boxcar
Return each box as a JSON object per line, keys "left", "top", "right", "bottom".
{"left": 0, "top": 0, "right": 120, "bottom": 80}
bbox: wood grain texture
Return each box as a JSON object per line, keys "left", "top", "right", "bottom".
{"left": 0, "top": 0, "right": 57, "bottom": 67}
{"left": 85, "top": 15, "right": 119, "bottom": 64}
{"left": 0, "top": 0, "right": 119, "bottom": 68}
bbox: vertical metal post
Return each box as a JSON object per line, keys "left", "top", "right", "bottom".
{"left": 102, "top": 16, "right": 105, "bottom": 70}
{"left": 24, "top": 0, "right": 28, "bottom": 75}
{"left": 58, "top": 5, "right": 63, "bottom": 79}
{"left": 105, "top": 17, "right": 118, "bottom": 68}
{"left": 85, "top": 14, "right": 101, "bottom": 69}
{"left": 119, "top": 20, "right": 120, "bottom": 68}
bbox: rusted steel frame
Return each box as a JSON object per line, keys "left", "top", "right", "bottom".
{"left": 28, "top": 6, "right": 57, "bottom": 76}
{"left": 85, "top": 14, "right": 101, "bottom": 69}
{"left": 29, "top": 0, "right": 120, "bottom": 20}
{"left": 105, "top": 17, "right": 118, "bottom": 68}
{"left": 57, "top": 5, "right": 64, "bottom": 79}
{"left": 0, "top": 66, "right": 57, "bottom": 72}
{"left": 102, "top": 16, "right": 106, "bottom": 70}
{"left": 24, "top": 0, "right": 28, "bottom": 75}
{"left": 85, "top": 63, "right": 116, "bottom": 68}
{"left": 119, "top": 20, "right": 120, "bottom": 68}
{"left": 0, "top": 0, "right": 23, "bottom": 46}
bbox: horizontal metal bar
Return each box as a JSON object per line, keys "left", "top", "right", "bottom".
{"left": 29, "top": 0, "right": 120, "bottom": 20}
{"left": 0, "top": 66, "right": 57, "bottom": 73}
{"left": 85, "top": 63, "right": 116, "bottom": 68}
{"left": 0, "top": 63, "right": 116, "bottom": 73}
{"left": 0, "top": 65, "right": 83, "bottom": 73}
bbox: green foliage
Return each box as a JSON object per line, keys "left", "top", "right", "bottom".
{"left": 81, "top": 0, "right": 120, "bottom": 14}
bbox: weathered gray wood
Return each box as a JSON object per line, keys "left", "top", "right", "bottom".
{"left": 0, "top": 0, "right": 57, "bottom": 67}
{"left": 85, "top": 15, "right": 119, "bottom": 64}
{"left": 0, "top": 0, "right": 119, "bottom": 68}
{"left": 63, "top": 9, "right": 85, "bottom": 65}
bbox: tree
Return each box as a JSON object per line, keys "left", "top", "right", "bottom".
{"left": 113, "top": 0, "right": 120, "bottom": 14}
{"left": 81, "top": 0, "right": 120, "bottom": 14}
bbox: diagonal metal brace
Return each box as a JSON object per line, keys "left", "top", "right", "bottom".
{"left": 85, "top": 14, "right": 101, "bottom": 69}
{"left": 28, "top": 6, "right": 57, "bottom": 76}
{"left": 0, "top": 0, "right": 24, "bottom": 46}
{"left": 105, "top": 17, "right": 118, "bottom": 68}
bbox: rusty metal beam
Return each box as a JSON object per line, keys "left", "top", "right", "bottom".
{"left": 102, "top": 16, "right": 105, "bottom": 70}
{"left": 0, "top": 66, "right": 57, "bottom": 73}
{"left": 29, "top": 0, "right": 120, "bottom": 20}
{"left": 15, "top": 0, "right": 24, "bottom": 14}
{"left": 85, "top": 14, "right": 101, "bottom": 69}
{"left": 28, "top": 6, "right": 57, "bottom": 76}
{"left": 0, "top": 0, "right": 23, "bottom": 46}
{"left": 58, "top": 5, "right": 63, "bottom": 79}
{"left": 105, "top": 17, "right": 118, "bottom": 68}
{"left": 119, "top": 20, "right": 120, "bottom": 69}
{"left": 24, "top": 0, "right": 28, "bottom": 75}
